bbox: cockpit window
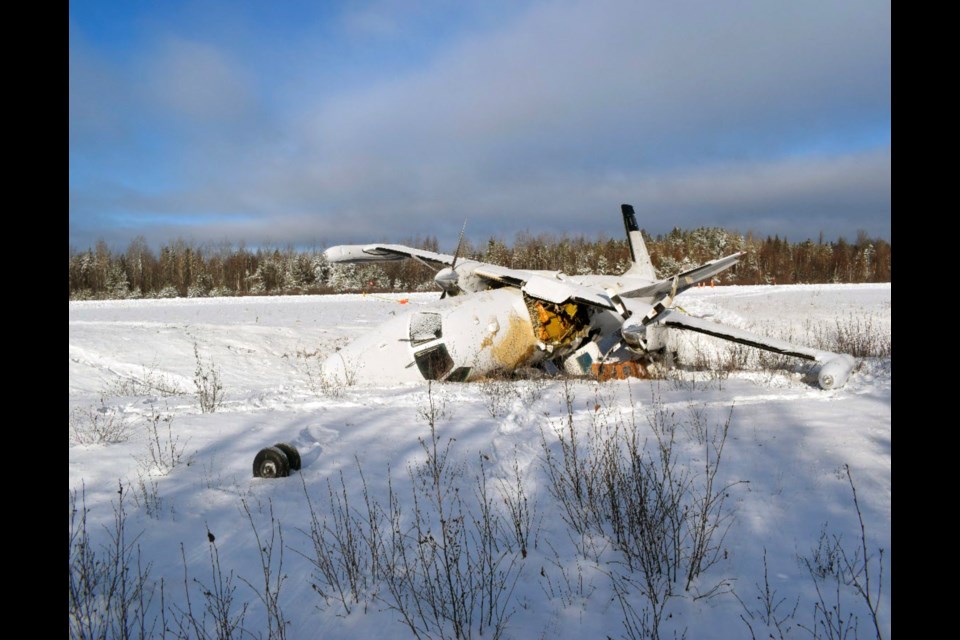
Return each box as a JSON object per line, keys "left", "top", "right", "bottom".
{"left": 414, "top": 343, "right": 454, "bottom": 380}
{"left": 410, "top": 312, "right": 443, "bottom": 346}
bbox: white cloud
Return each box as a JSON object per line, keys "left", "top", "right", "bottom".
{"left": 70, "top": 0, "right": 890, "bottom": 249}
{"left": 142, "top": 36, "right": 256, "bottom": 122}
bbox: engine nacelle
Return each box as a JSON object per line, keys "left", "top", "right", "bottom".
{"left": 817, "top": 354, "right": 855, "bottom": 390}
{"left": 620, "top": 319, "right": 648, "bottom": 350}
{"left": 618, "top": 307, "right": 667, "bottom": 353}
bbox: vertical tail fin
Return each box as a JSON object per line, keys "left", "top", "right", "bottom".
{"left": 620, "top": 204, "right": 657, "bottom": 279}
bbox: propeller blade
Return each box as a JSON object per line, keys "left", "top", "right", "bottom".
{"left": 633, "top": 275, "right": 677, "bottom": 331}
{"left": 437, "top": 218, "right": 468, "bottom": 299}
{"left": 450, "top": 218, "right": 468, "bottom": 269}
{"left": 642, "top": 301, "right": 669, "bottom": 326}
{"left": 409, "top": 254, "right": 441, "bottom": 274}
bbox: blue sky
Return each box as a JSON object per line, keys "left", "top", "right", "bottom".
{"left": 70, "top": 0, "right": 890, "bottom": 251}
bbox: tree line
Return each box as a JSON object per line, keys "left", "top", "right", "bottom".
{"left": 68, "top": 227, "right": 890, "bottom": 300}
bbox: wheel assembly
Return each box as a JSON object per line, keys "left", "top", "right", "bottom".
{"left": 272, "top": 442, "right": 301, "bottom": 471}
{"left": 253, "top": 446, "right": 291, "bottom": 478}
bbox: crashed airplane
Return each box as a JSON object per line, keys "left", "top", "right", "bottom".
{"left": 320, "top": 204, "right": 855, "bottom": 389}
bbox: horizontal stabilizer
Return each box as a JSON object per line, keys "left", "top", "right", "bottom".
{"left": 621, "top": 251, "right": 746, "bottom": 300}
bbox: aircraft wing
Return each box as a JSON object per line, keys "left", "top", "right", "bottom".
{"left": 657, "top": 310, "right": 856, "bottom": 389}
{"left": 324, "top": 243, "right": 621, "bottom": 311}
{"left": 621, "top": 251, "right": 747, "bottom": 299}
{"left": 471, "top": 265, "right": 620, "bottom": 311}
{"left": 323, "top": 244, "right": 456, "bottom": 268}
{"left": 521, "top": 274, "right": 619, "bottom": 310}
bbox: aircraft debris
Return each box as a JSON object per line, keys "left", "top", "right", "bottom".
{"left": 320, "top": 204, "right": 855, "bottom": 389}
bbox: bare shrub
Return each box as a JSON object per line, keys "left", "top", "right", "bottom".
{"left": 512, "top": 368, "right": 550, "bottom": 404}
{"left": 798, "top": 531, "right": 861, "bottom": 640}
{"left": 797, "top": 465, "right": 886, "bottom": 640}
{"left": 497, "top": 458, "right": 539, "bottom": 559}
{"left": 199, "top": 456, "right": 228, "bottom": 491}
{"left": 194, "top": 343, "right": 225, "bottom": 413}
{"left": 110, "top": 361, "right": 187, "bottom": 397}
{"left": 70, "top": 398, "right": 133, "bottom": 445}
{"left": 538, "top": 380, "right": 744, "bottom": 640}
{"left": 297, "top": 382, "right": 523, "bottom": 639}
{"left": 315, "top": 369, "right": 350, "bottom": 398}
{"left": 735, "top": 548, "right": 801, "bottom": 640}
{"left": 130, "top": 471, "right": 165, "bottom": 520}
{"left": 610, "top": 571, "right": 681, "bottom": 640}
{"left": 719, "top": 342, "right": 752, "bottom": 373}
{"left": 296, "top": 347, "right": 356, "bottom": 398}
{"left": 478, "top": 373, "right": 519, "bottom": 418}
{"left": 296, "top": 467, "right": 377, "bottom": 613}
{"left": 69, "top": 482, "right": 162, "bottom": 639}
{"left": 538, "top": 542, "right": 598, "bottom": 607}
{"left": 240, "top": 499, "right": 289, "bottom": 640}
{"left": 537, "top": 379, "right": 604, "bottom": 548}
{"left": 666, "top": 339, "right": 731, "bottom": 391}
{"left": 171, "top": 537, "right": 249, "bottom": 640}
{"left": 139, "top": 405, "right": 187, "bottom": 475}
{"left": 380, "top": 382, "right": 521, "bottom": 639}
{"left": 812, "top": 315, "right": 891, "bottom": 359}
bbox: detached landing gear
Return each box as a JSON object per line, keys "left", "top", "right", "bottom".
{"left": 252, "top": 443, "right": 302, "bottom": 478}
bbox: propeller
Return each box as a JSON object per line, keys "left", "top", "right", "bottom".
{"left": 435, "top": 219, "right": 468, "bottom": 299}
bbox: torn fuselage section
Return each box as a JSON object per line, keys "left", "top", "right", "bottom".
{"left": 319, "top": 286, "right": 614, "bottom": 385}
{"left": 407, "top": 290, "right": 601, "bottom": 381}
{"left": 524, "top": 296, "right": 593, "bottom": 357}
{"left": 524, "top": 294, "right": 659, "bottom": 380}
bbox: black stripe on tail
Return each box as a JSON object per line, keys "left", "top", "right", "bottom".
{"left": 621, "top": 204, "right": 639, "bottom": 262}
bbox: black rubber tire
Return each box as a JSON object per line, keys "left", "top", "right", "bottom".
{"left": 273, "top": 443, "right": 301, "bottom": 471}
{"left": 253, "top": 446, "right": 290, "bottom": 478}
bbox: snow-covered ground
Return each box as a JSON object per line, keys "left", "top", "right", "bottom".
{"left": 69, "top": 284, "right": 891, "bottom": 639}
